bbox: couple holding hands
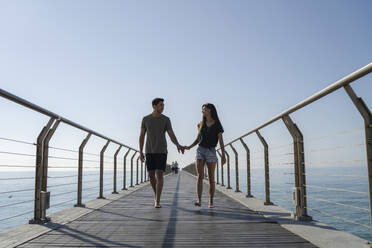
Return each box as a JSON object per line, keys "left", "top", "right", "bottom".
{"left": 139, "top": 98, "right": 227, "bottom": 208}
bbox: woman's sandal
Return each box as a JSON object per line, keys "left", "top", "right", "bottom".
{"left": 194, "top": 201, "right": 201, "bottom": 207}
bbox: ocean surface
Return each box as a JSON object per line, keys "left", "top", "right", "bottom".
{"left": 0, "top": 166, "right": 371, "bottom": 242}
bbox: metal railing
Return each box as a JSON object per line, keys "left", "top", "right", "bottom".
{"left": 0, "top": 88, "right": 149, "bottom": 224}
{"left": 212, "top": 62, "right": 372, "bottom": 224}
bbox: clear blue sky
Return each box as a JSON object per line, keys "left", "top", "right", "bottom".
{"left": 0, "top": 1, "right": 371, "bottom": 170}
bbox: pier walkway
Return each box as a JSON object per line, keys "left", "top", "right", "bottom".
{"left": 15, "top": 172, "right": 315, "bottom": 248}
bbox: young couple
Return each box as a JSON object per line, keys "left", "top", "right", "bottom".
{"left": 139, "top": 98, "right": 227, "bottom": 209}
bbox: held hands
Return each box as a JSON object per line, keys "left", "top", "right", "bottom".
{"left": 176, "top": 144, "right": 185, "bottom": 154}
{"left": 176, "top": 145, "right": 192, "bottom": 154}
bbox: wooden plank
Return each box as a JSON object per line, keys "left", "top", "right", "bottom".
{"left": 17, "top": 172, "right": 317, "bottom": 248}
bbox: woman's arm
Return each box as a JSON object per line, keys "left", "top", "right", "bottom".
{"left": 186, "top": 133, "right": 201, "bottom": 150}
{"left": 218, "top": 132, "right": 226, "bottom": 165}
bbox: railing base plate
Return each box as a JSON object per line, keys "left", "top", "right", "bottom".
{"left": 74, "top": 204, "right": 86, "bottom": 208}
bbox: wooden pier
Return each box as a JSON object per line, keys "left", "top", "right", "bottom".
{"left": 15, "top": 172, "right": 316, "bottom": 248}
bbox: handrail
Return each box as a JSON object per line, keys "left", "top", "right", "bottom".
{"left": 209, "top": 62, "right": 372, "bottom": 225}
{"left": 218, "top": 62, "right": 372, "bottom": 149}
{"left": 0, "top": 88, "right": 138, "bottom": 151}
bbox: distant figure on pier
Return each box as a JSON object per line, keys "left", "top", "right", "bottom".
{"left": 172, "top": 161, "right": 179, "bottom": 174}
{"left": 139, "top": 98, "right": 185, "bottom": 208}
{"left": 174, "top": 161, "right": 179, "bottom": 174}
{"left": 185, "top": 103, "right": 226, "bottom": 208}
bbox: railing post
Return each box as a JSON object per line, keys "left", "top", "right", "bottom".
{"left": 144, "top": 161, "right": 147, "bottom": 182}
{"left": 282, "top": 115, "right": 311, "bottom": 220}
{"left": 217, "top": 150, "right": 224, "bottom": 186}
{"left": 113, "top": 145, "right": 122, "bottom": 194}
{"left": 344, "top": 84, "right": 372, "bottom": 225}
{"left": 30, "top": 118, "right": 55, "bottom": 224}
{"left": 225, "top": 150, "right": 231, "bottom": 189}
{"left": 256, "top": 130, "right": 273, "bottom": 205}
{"left": 75, "top": 133, "right": 91, "bottom": 207}
{"left": 122, "top": 149, "right": 131, "bottom": 190}
{"left": 130, "top": 151, "right": 137, "bottom": 187}
{"left": 216, "top": 159, "right": 219, "bottom": 185}
{"left": 40, "top": 118, "right": 60, "bottom": 221}
{"left": 98, "top": 140, "right": 110, "bottom": 199}
{"left": 230, "top": 144, "right": 240, "bottom": 192}
{"left": 240, "top": 138, "right": 253, "bottom": 198}
{"left": 136, "top": 156, "right": 140, "bottom": 185}
{"left": 141, "top": 160, "right": 144, "bottom": 183}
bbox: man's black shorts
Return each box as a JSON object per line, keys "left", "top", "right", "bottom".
{"left": 146, "top": 153, "right": 167, "bottom": 172}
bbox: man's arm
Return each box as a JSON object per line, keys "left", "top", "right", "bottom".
{"left": 167, "top": 129, "right": 184, "bottom": 154}
{"left": 139, "top": 128, "right": 146, "bottom": 162}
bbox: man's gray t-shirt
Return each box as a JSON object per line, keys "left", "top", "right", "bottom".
{"left": 141, "top": 114, "right": 172, "bottom": 154}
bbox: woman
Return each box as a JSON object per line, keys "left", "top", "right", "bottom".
{"left": 185, "top": 103, "right": 226, "bottom": 208}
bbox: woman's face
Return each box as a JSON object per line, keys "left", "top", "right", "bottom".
{"left": 202, "top": 106, "right": 211, "bottom": 117}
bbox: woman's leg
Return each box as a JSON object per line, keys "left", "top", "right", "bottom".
{"left": 206, "top": 162, "right": 216, "bottom": 208}
{"left": 195, "top": 159, "right": 205, "bottom": 206}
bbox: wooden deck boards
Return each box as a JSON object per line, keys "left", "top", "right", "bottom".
{"left": 16, "top": 172, "right": 316, "bottom": 248}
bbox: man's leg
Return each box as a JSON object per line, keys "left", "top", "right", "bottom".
{"left": 148, "top": 171, "right": 156, "bottom": 195}
{"left": 154, "top": 170, "right": 164, "bottom": 208}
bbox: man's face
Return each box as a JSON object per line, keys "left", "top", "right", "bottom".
{"left": 153, "top": 101, "right": 164, "bottom": 113}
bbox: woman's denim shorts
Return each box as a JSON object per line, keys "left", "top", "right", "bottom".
{"left": 196, "top": 145, "right": 218, "bottom": 163}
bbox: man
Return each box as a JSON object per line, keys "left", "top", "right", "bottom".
{"left": 139, "top": 98, "right": 184, "bottom": 208}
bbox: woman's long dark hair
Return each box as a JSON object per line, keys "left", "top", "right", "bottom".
{"left": 198, "top": 103, "right": 223, "bottom": 134}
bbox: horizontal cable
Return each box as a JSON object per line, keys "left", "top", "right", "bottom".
{"left": 307, "top": 159, "right": 364, "bottom": 166}
{"left": 0, "top": 177, "right": 34, "bottom": 180}
{"left": 307, "top": 128, "right": 363, "bottom": 143}
{"left": 305, "top": 184, "right": 368, "bottom": 195}
{"left": 83, "top": 185, "right": 100, "bottom": 190}
{"left": 49, "top": 147, "right": 117, "bottom": 160}
{"left": 0, "top": 210, "right": 34, "bottom": 222}
{"left": 306, "top": 196, "right": 369, "bottom": 212}
{"left": 50, "top": 198, "right": 77, "bottom": 208}
{"left": 83, "top": 179, "right": 99, "bottom": 184}
{"left": 251, "top": 157, "right": 264, "bottom": 160}
{"left": 272, "top": 162, "right": 294, "bottom": 166}
{"left": 270, "top": 152, "right": 294, "bottom": 158}
{"left": 306, "top": 206, "right": 370, "bottom": 229}
{"left": 48, "top": 173, "right": 100, "bottom": 179}
{"left": 0, "top": 137, "right": 35, "bottom": 146}
{"left": 270, "top": 142, "right": 293, "bottom": 150}
{"left": 246, "top": 143, "right": 293, "bottom": 155}
{"left": 303, "top": 173, "right": 367, "bottom": 179}
{"left": 83, "top": 183, "right": 112, "bottom": 191}
{"left": 0, "top": 188, "right": 34, "bottom": 194}
{"left": 0, "top": 165, "right": 34, "bottom": 168}
{"left": 49, "top": 166, "right": 77, "bottom": 169}
{"left": 309, "top": 143, "right": 364, "bottom": 153}
{"left": 84, "top": 191, "right": 99, "bottom": 197}
{"left": 48, "top": 156, "right": 78, "bottom": 161}
{"left": 48, "top": 146, "right": 78, "bottom": 153}
{"left": 49, "top": 166, "right": 102, "bottom": 169}
{"left": 0, "top": 199, "right": 34, "bottom": 209}
{"left": 49, "top": 182, "right": 77, "bottom": 188}
{"left": 0, "top": 151, "right": 35, "bottom": 157}
{"left": 48, "top": 175, "right": 77, "bottom": 179}
{"left": 52, "top": 190, "right": 77, "bottom": 197}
